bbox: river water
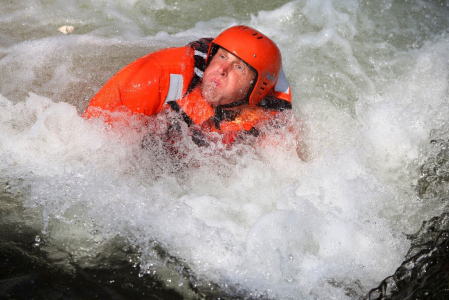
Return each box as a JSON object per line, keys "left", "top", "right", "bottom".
{"left": 1, "top": 0, "right": 448, "bottom": 299}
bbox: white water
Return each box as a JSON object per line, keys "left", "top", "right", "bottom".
{"left": 1, "top": 0, "right": 448, "bottom": 299}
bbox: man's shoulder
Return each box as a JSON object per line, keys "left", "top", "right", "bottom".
{"left": 183, "top": 38, "right": 213, "bottom": 94}
{"left": 187, "top": 38, "right": 213, "bottom": 54}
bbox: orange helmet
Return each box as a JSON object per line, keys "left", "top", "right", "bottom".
{"left": 206, "top": 25, "right": 282, "bottom": 106}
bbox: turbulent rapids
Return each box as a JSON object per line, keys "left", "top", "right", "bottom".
{"left": 1, "top": 0, "right": 449, "bottom": 299}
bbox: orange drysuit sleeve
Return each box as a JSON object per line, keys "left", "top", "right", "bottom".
{"left": 82, "top": 46, "right": 195, "bottom": 119}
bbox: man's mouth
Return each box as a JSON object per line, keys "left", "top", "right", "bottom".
{"left": 209, "top": 78, "right": 222, "bottom": 87}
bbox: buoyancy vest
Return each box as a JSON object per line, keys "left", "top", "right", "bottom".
{"left": 166, "top": 38, "right": 292, "bottom": 145}
{"left": 83, "top": 38, "right": 293, "bottom": 145}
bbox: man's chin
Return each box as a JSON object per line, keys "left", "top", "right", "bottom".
{"left": 201, "top": 87, "right": 220, "bottom": 106}
{"left": 204, "top": 98, "right": 221, "bottom": 106}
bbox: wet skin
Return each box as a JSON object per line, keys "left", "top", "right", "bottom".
{"left": 201, "top": 48, "right": 256, "bottom": 106}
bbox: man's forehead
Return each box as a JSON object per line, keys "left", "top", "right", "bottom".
{"left": 217, "top": 47, "right": 251, "bottom": 67}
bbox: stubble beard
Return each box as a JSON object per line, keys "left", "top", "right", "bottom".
{"left": 201, "top": 81, "right": 221, "bottom": 106}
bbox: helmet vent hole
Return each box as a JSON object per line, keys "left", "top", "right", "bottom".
{"left": 256, "top": 36, "right": 263, "bottom": 39}
{"left": 263, "top": 82, "right": 268, "bottom": 85}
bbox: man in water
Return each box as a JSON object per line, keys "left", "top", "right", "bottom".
{"left": 83, "top": 25, "right": 292, "bottom": 146}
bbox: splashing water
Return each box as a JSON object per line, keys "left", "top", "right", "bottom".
{"left": 1, "top": 0, "right": 448, "bottom": 299}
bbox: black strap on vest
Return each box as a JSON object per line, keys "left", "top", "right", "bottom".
{"left": 185, "top": 38, "right": 213, "bottom": 95}
{"left": 213, "top": 106, "right": 240, "bottom": 130}
{"left": 257, "top": 96, "right": 292, "bottom": 111}
{"left": 167, "top": 101, "right": 194, "bottom": 126}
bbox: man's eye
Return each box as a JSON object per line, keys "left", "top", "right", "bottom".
{"left": 235, "top": 64, "right": 244, "bottom": 71}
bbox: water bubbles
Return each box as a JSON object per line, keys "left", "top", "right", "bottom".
{"left": 34, "top": 235, "right": 41, "bottom": 247}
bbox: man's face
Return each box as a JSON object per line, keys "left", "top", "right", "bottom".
{"left": 201, "top": 48, "right": 256, "bottom": 106}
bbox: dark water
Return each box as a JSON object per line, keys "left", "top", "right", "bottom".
{"left": 1, "top": 243, "right": 183, "bottom": 299}
{"left": 367, "top": 133, "right": 449, "bottom": 300}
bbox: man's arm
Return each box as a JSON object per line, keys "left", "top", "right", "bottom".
{"left": 82, "top": 52, "right": 166, "bottom": 119}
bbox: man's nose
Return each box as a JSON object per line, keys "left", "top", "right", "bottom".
{"left": 218, "top": 61, "right": 231, "bottom": 75}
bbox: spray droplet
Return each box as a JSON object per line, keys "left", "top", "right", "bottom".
{"left": 34, "top": 235, "right": 41, "bottom": 247}
{"left": 58, "top": 25, "right": 74, "bottom": 34}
